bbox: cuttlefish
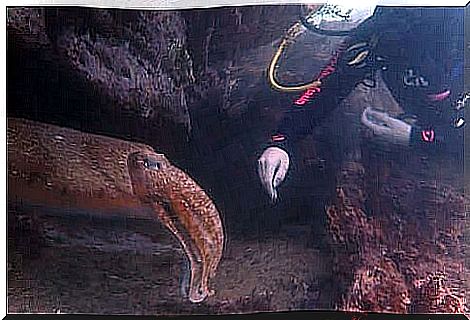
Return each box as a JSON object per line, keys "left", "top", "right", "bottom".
{"left": 7, "top": 117, "right": 224, "bottom": 303}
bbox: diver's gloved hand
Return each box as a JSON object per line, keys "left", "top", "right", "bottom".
{"left": 257, "top": 147, "right": 290, "bottom": 202}
{"left": 361, "top": 107, "right": 412, "bottom": 146}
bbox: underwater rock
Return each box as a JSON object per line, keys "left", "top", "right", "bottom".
{"left": 344, "top": 258, "right": 411, "bottom": 313}
{"left": 7, "top": 117, "right": 225, "bottom": 303}
{"left": 183, "top": 6, "right": 303, "bottom": 68}
{"left": 7, "top": 7, "right": 50, "bottom": 48}
{"left": 326, "top": 157, "right": 468, "bottom": 313}
{"left": 412, "top": 272, "right": 466, "bottom": 313}
{"left": 50, "top": 9, "right": 194, "bottom": 132}
{"left": 6, "top": 6, "right": 305, "bottom": 151}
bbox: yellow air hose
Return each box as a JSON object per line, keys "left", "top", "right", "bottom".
{"left": 268, "top": 5, "right": 325, "bottom": 93}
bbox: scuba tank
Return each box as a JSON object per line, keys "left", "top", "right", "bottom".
{"left": 268, "top": 2, "right": 378, "bottom": 93}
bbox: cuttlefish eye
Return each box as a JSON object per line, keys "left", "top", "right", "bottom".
{"left": 143, "top": 158, "right": 162, "bottom": 170}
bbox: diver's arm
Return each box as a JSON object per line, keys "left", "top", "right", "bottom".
{"left": 409, "top": 92, "right": 465, "bottom": 150}
{"left": 361, "top": 107, "right": 463, "bottom": 151}
{"left": 257, "top": 7, "right": 385, "bottom": 202}
{"left": 409, "top": 122, "right": 462, "bottom": 151}
{"left": 267, "top": 5, "right": 426, "bottom": 154}
{"left": 410, "top": 126, "right": 440, "bottom": 147}
{"left": 263, "top": 5, "right": 388, "bottom": 154}
{"left": 267, "top": 55, "right": 371, "bottom": 154}
{"left": 258, "top": 53, "right": 363, "bottom": 202}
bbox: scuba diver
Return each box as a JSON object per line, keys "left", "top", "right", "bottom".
{"left": 258, "top": 4, "right": 465, "bottom": 202}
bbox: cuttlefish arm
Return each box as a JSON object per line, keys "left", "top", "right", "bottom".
{"left": 127, "top": 151, "right": 224, "bottom": 303}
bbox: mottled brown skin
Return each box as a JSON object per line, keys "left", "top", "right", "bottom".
{"left": 7, "top": 117, "right": 224, "bottom": 303}
{"left": 7, "top": 118, "right": 155, "bottom": 214}
{"left": 127, "top": 151, "right": 224, "bottom": 303}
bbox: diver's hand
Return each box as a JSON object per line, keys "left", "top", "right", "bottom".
{"left": 258, "top": 147, "right": 290, "bottom": 202}
{"left": 361, "top": 107, "right": 412, "bottom": 146}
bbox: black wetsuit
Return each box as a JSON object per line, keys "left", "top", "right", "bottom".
{"left": 266, "top": 7, "right": 464, "bottom": 156}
